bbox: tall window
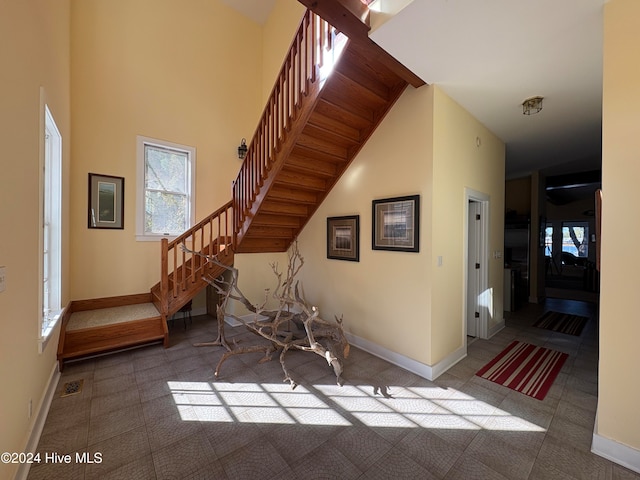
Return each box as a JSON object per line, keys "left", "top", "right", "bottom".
{"left": 136, "top": 136, "right": 195, "bottom": 240}
{"left": 42, "top": 104, "right": 62, "bottom": 342}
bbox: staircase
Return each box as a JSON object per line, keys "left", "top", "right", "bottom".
{"left": 233, "top": 9, "right": 421, "bottom": 253}
{"left": 57, "top": 3, "right": 424, "bottom": 368}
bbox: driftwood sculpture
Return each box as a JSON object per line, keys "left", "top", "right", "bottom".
{"left": 185, "top": 243, "right": 349, "bottom": 388}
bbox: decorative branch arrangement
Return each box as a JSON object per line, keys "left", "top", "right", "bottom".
{"left": 184, "top": 243, "right": 350, "bottom": 389}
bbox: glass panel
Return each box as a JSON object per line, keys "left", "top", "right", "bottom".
{"left": 562, "top": 224, "right": 588, "bottom": 260}
{"left": 145, "top": 145, "right": 187, "bottom": 193}
{"left": 544, "top": 226, "right": 553, "bottom": 257}
{"left": 144, "top": 191, "right": 187, "bottom": 235}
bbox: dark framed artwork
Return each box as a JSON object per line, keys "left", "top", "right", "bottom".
{"left": 372, "top": 195, "right": 420, "bottom": 252}
{"left": 88, "top": 173, "right": 124, "bottom": 229}
{"left": 327, "top": 215, "right": 360, "bottom": 261}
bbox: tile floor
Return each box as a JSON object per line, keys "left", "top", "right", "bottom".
{"left": 27, "top": 298, "right": 640, "bottom": 479}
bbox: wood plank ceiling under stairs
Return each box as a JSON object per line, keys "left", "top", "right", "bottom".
{"left": 235, "top": 37, "right": 423, "bottom": 253}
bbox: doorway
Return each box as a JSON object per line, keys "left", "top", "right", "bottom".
{"left": 465, "top": 189, "right": 490, "bottom": 342}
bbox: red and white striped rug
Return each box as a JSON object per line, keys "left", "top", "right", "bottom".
{"left": 475, "top": 341, "right": 568, "bottom": 400}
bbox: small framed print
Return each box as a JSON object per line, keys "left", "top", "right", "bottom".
{"left": 88, "top": 173, "right": 124, "bottom": 229}
{"left": 327, "top": 215, "right": 360, "bottom": 262}
{"left": 372, "top": 195, "right": 420, "bottom": 252}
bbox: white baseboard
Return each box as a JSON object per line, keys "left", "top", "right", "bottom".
{"left": 486, "top": 318, "right": 505, "bottom": 339}
{"left": 592, "top": 432, "right": 640, "bottom": 474}
{"left": 16, "top": 362, "right": 60, "bottom": 480}
{"left": 345, "top": 332, "right": 466, "bottom": 381}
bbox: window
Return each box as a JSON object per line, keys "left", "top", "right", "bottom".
{"left": 136, "top": 136, "right": 195, "bottom": 241}
{"left": 544, "top": 225, "right": 553, "bottom": 257}
{"left": 41, "top": 104, "right": 62, "bottom": 345}
{"left": 562, "top": 222, "right": 589, "bottom": 260}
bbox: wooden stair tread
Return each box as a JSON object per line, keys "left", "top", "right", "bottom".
{"left": 313, "top": 99, "right": 372, "bottom": 130}
{"left": 306, "top": 110, "right": 361, "bottom": 142}
{"left": 301, "top": 123, "right": 360, "bottom": 149}
{"left": 288, "top": 144, "right": 348, "bottom": 166}
{"left": 274, "top": 169, "right": 328, "bottom": 191}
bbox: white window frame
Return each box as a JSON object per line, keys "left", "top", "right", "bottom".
{"left": 136, "top": 136, "right": 196, "bottom": 241}
{"left": 40, "top": 99, "right": 63, "bottom": 350}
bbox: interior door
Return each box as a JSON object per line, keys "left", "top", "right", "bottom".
{"left": 467, "top": 200, "right": 481, "bottom": 338}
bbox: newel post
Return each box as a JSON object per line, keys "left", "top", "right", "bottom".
{"left": 160, "top": 238, "right": 169, "bottom": 316}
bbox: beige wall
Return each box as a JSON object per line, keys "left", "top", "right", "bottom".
{"left": 431, "top": 87, "right": 505, "bottom": 360}
{"left": 0, "top": 1, "right": 71, "bottom": 478}
{"left": 69, "top": 0, "right": 263, "bottom": 301}
{"left": 261, "top": 0, "right": 306, "bottom": 104}
{"left": 295, "top": 85, "right": 505, "bottom": 368}
{"left": 597, "top": 0, "right": 640, "bottom": 453}
{"left": 297, "top": 86, "right": 434, "bottom": 363}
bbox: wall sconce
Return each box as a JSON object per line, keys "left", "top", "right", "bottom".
{"left": 237, "top": 138, "right": 247, "bottom": 160}
{"left": 522, "top": 96, "right": 543, "bottom": 115}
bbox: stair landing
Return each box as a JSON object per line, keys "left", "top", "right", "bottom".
{"left": 66, "top": 303, "right": 160, "bottom": 331}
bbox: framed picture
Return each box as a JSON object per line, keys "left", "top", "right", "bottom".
{"left": 372, "top": 195, "right": 420, "bottom": 252}
{"left": 88, "top": 173, "right": 124, "bottom": 229}
{"left": 327, "top": 215, "right": 360, "bottom": 261}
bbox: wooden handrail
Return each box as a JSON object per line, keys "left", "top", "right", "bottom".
{"left": 159, "top": 200, "right": 233, "bottom": 315}
{"left": 232, "top": 9, "right": 342, "bottom": 244}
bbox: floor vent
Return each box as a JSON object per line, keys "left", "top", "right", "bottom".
{"left": 61, "top": 379, "right": 84, "bottom": 397}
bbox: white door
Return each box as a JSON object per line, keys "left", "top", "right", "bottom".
{"left": 467, "top": 200, "right": 481, "bottom": 338}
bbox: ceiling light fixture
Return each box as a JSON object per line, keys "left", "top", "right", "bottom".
{"left": 522, "top": 96, "right": 543, "bottom": 115}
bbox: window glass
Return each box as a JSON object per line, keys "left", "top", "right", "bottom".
{"left": 562, "top": 223, "right": 588, "bottom": 261}
{"left": 136, "top": 137, "right": 195, "bottom": 240}
{"left": 42, "top": 104, "right": 62, "bottom": 341}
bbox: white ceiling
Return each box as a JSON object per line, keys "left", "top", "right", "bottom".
{"left": 226, "top": 0, "right": 605, "bottom": 179}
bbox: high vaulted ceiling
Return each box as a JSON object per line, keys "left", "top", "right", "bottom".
{"left": 224, "top": 0, "right": 605, "bottom": 180}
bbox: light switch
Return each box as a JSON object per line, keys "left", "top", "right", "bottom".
{"left": 0, "top": 266, "right": 6, "bottom": 293}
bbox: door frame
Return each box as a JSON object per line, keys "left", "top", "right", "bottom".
{"left": 463, "top": 188, "right": 490, "bottom": 342}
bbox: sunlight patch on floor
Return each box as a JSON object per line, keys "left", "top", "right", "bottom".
{"left": 167, "top": 381, "right": 546, "bottom": 433}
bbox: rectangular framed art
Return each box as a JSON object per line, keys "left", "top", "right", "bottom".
{"left": 372, "top": 194, "right": 420, "bottom": 252}
{"left": 327, "top": 215, "right": 360, "bottom": 261}
{"left": 88, "top": 173, "right": 124, "bottom": 229}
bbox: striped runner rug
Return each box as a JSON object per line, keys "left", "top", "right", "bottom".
{"left": 475, "top": 341, "right": 568, "bottom": 400}
{"left": 534, "top": 310, "right": 588, "bottom": 336}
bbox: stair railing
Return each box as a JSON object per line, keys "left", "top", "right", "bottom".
{"left": 159, "top": 200, "right": 233, "bottom": 315}
{"left": 232, "top": 9, "right": 342, "bottom": 245}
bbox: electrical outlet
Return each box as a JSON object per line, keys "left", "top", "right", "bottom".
{"left": 0, "top": 266, "right": 6, "bottom": 293}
